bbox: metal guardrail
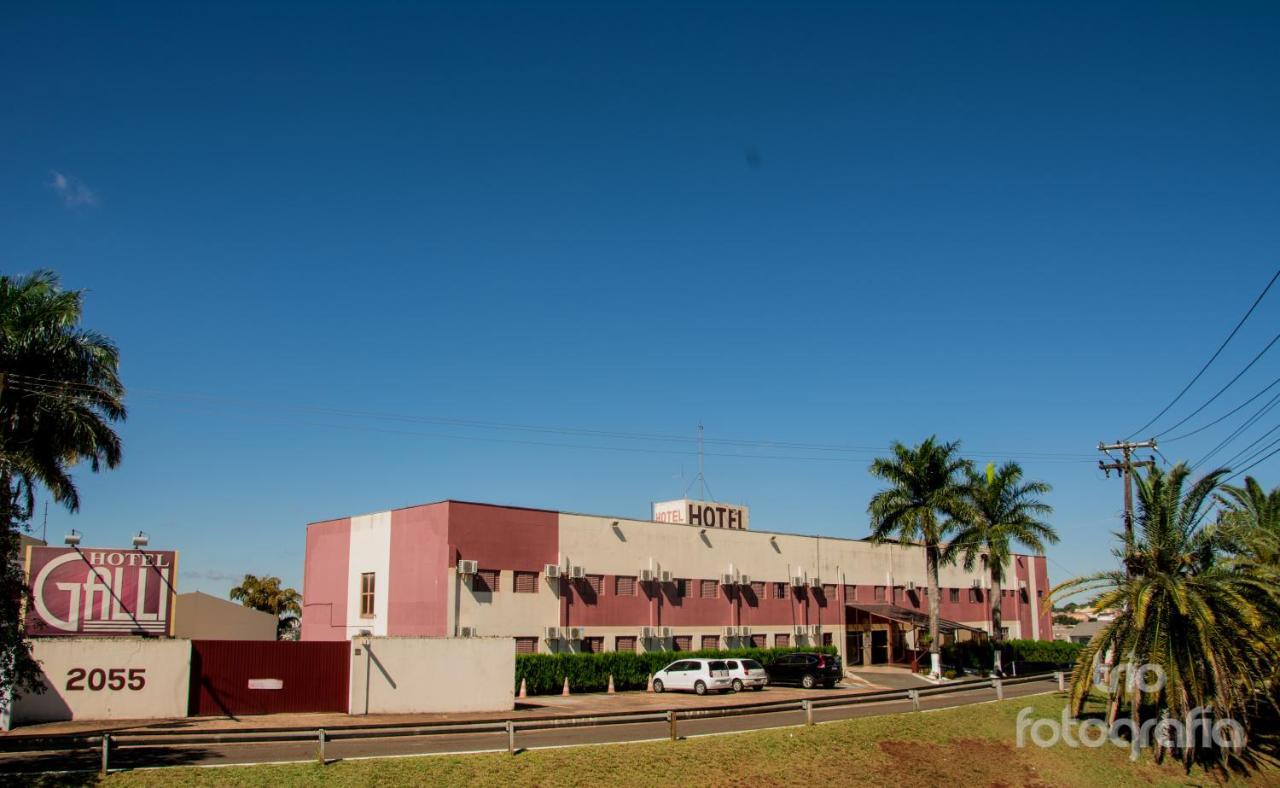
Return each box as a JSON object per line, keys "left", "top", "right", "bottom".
{"left": 0, "top": 672, "right": 1063, "bottom": 775}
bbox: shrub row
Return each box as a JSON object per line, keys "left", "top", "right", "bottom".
{"left": 940, "top": 638, "right": 1082, "bottom": 673}
{"left": 514, "top": 645, "right": 838, "bottom": 695}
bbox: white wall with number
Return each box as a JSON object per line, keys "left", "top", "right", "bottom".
{"left": 8, "top": 638, "right": 191, "bottom": 727}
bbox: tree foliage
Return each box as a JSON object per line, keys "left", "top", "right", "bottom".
{"left": 868, "top": 436, "right": 970, "bottom": 672}
{"left": 0, "top": 271, "right": 125, "bottom": 702}
{"left": 229, "top": 574, "right": 302, "bottom": 638}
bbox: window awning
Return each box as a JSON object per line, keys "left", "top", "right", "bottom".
{"left": 845, "top": 602, "right": 987, "bottom": 635}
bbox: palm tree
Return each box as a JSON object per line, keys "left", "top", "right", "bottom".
{"left": 0, "top": 270, "right": 125, "bottom": 695}
{"left": 1048, "top": 464, "right": 1280, "bottom": 764}
{"left": 1216, "top": 476, "right": 1280, "bottom": 566}
{"left": 229, "top": 574, "right": 303, "bottom": 638}
{"left": 868, "top": 437, "right": 970, "bottom": 678}
{"left": 945, "top": 461, "right": 1057, "bottom": 675}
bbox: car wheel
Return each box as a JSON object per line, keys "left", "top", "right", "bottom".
{"left": 731, "top": 679, "right": 744, "bottom": 693}
{"left": 653, "top": 679, "right": 664, "bottom": 694}
{"left": 801, "top": 673, "right": 817, "bottom": 689}
{"left": 694, "top": 680, "right": 707, "bottom": 696}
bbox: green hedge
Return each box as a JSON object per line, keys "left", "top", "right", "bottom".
{"left": 939, "top": 639, "right": 1083, "bottom": 673}
{"left": 515, "top": 645, "right": 839, "bottom": 695}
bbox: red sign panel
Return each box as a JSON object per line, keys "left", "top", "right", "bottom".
{"left": 25, "top": 546, "right": 178, "bottom": 637}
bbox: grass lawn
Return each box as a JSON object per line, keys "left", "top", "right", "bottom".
{"left": 24, "top": 693, "right": 1280, "bottom": 787}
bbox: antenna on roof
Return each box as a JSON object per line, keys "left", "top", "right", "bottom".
{"left": 682, "top": 423, "right": 715, "bottom": 501}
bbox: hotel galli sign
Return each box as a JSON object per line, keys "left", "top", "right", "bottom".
{"left": 24, "top": 545, "right": 178, "bottom": 637}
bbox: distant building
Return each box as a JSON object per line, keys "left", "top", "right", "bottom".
{"left": 1065, "top": 619, "right": 1106, "bottom": 644}
{"left": 173, "top": 591, "right": 278, "bottom": 641}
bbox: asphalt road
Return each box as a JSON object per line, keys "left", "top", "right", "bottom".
{"left": 0, "top": 678, "right": 1058, "bottom": 775}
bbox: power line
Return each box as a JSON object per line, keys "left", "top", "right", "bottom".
{"left": 1190, "top": 389, "right": 1280, "bottom": 469}
{"left": 4, "top": 375, "right": 1096, "bottom": 464}
{"left": 1141, "top": 330, "right": 1280, "bottom": 440}
{"left": 1220, "top": 427, "right": 1280, "bottom": 474}
{"left": 1161, "top": 373, "right": 1280, "bottom": 442}
{"left": 1226, "top": 441, "right": 1280, "bottom": 482}
{"left": 1127, "top": 267, "right": 1280, "bottom": 439}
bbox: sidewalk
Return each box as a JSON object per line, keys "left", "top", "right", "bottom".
{"left": 0, "top": 680, "right": 894, "bottom": 740}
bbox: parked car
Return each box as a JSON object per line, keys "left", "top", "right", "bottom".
{"left": 722, "top": 658, "right": 769, "bottom": 692}
{"left": 765, "top": 652, "right": 842, "bottom": 689}
{"left": 652, "top": 658, "right": 734, "bottom": 695}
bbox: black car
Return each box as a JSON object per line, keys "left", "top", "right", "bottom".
{"left": 766, "top": 652, "right": 842, "bottom": 689}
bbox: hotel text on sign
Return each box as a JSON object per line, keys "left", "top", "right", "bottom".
{"left": 25, "top": 546, "right": 178, "bottom": 637}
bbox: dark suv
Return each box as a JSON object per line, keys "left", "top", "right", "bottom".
{"left": 766, "top": 652, "right": 842, "bottom": 689}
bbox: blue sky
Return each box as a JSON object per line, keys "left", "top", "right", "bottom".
{"left": 3, "top": 2, "right": 1279, "bottom": 599}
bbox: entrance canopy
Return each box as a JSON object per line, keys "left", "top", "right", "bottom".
{"left": 845, "top": 602, "right": 988, "bottom": 637}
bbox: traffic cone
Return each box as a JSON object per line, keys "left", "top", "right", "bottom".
{"left": 607, "top": 674, "right": 615, "bottom": 694}
{"left": 647, "top": 673, "right": 654, "bottom": 692}
{"left": 518, "top": 678, "right": 527, "bottom": 699}
{"left": 562, "top": 677, "right": 570, "bottom": 696}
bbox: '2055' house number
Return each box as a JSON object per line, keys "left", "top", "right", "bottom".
{"left": 65, "top": 667, "right": 147, "bottom": 691}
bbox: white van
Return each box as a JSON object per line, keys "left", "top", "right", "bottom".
{"left": 652, "top": 658, "right": 734, "bottom": 696}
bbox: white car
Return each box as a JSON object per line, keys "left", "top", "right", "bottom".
{"left": 652, "top": 658, "right": 734, "bottom": 696}
{"left": 722, "top": 658, "right": 768, "bottom": 691}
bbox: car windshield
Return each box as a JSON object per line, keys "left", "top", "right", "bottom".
{"left": 742, "top": 659, "right": 763, "bottom": 670}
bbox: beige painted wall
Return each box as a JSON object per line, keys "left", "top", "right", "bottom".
{"left": 349, "top": 637, "right": 514, "bottom": 714}
{"left": 450, "top": 569, "right": 559, "bottom": 640}
{"left": 8, "top": 638, "right": 190, "bottom": 728}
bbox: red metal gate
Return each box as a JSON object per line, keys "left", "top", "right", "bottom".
{"left": 189, "top": 640, "right": 350, "bottom": 716}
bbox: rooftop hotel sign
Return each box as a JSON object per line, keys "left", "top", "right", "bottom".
{"left": 652, "top": 499, "right": 749, "bottom": 530}
{"left": 24, "top": 546, "right": 178, "bottom": 637}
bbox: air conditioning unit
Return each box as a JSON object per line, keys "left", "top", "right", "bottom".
{"left": 457, "top": 559, "right": 479, "bottom": 575}
{"left": 570, "top": 565, "right": 586, "bottom": 580}
{"left": 640, "top": 568, "right": 655, "bottom": 582}
{"left": 659, "top": 570, "right": 673, "bottom": 583}
{"left": 791, "top": 575, "right": 805, "bottom": 587}
{"left": 810, "top": 576, "right": 821, "bottom": 587}
{"left": 459, "top": 626, "right": 477, "bottom": 638}
{"left": 906, "top": 581, "right": 916, "bottom": 592}
{"left": 1018, "top": 580, "right": 1028, "bottom": 591}
{"left": 566, "top": 627, "right": 584, "bottom": 640}
{"left": 810, "top": 625, "right": 822, "bottom": 635}
{"left": 641, "top": 626, "right": 656, "bottom": 639}
{"left": 543, "top": 563, "right": 561, "bottom": 578}
{"left": 739, "top": 574, "right": 751, "bottom": 586}
{"left": 739, "top": 626, "right": 752, "bottom": 636}
{"left": 721, "top": 573, "right": 736, "bottom": 585}
{"left": 972, "top": 579, "right": 982, "bottom": 588}
{"left": 657, "top": 626, "right": 672, "bottom": 638}
{"left": 794, "top": 625, "right": 807, "bottom": 636}
{"left": 724, "top": 626, "right": 738, "bottom": 637}
{"left": 544, "top": 626, "right": 562, "bottom": 640}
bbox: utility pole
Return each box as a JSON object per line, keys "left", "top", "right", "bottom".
{"left": 1098, "top": 439, "right": 1157, "bottom": 569}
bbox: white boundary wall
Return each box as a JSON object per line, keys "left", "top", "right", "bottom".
{"left": 349, "top": 637, "right": 514, "bottom": 715}
{"left": 7, "top": 638, "right": 191, "bottom": 728}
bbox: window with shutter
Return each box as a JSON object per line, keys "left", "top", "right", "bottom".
{"left": 514, "top": 637, "right": 537, "bottom": 654}
{"left": 615, "top": 576, "right": 636, "bottom": 596}
{"left": 675, "top": 578, "right": 689, "bottom": 597}
{"left": 673, "top": 635, "right": 692, "bottom": 652}
{"left": 822, "top": 632, "right": 833, "bottom": 646}
{"left": 751, "top": 634, "right": 766, "bottom": 648}
{"left": 750, "top": 581, "right": 765, "bottom": 598}
{"left": 586, "top": 574, "right": 603, "bottom": 595}
{"left": 514, "top": 571, "right": 538, "bottom": 593}
{"left": 823, "top": 583, "right": 836, "bottom": 599}
{"left": 700, "top": 579, "right": 718, "bottom": 599}
{"left": 845, "top": 584, "right": 856, "bottom": 601}
{"left": 615, "top": 636, "right": 636, "bottom": 653}
{"left": 701, "top": 635, "right": 718, "bottom": 651}
{"left": 775, "top": 633, "right": 790, "bottom": 647}
{"left": 950, "top": 588, "right": 960, "bottom": 603}
{"left": 874, "top": 586, "right": 886, "bottom": 601}
{"left": 582, "top": 636, "right": 603, "bottom": 654}
{"left": 774, "top": 582, "right": 787, "bottom": 599}
{"left": 474, "top": 569, "right": 499, "bottom": 592}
